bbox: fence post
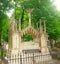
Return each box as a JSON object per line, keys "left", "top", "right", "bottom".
{"left": 0, "top": 59, "right": 1, "bottom": 64}
{"left": 20, "top": 54, "right": 22, "bottom": 64}
{"left": 33, "top": 53, "right": 35, "bottom": 64}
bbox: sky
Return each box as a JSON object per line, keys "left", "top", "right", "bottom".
{"left": 51, "top": 0, "right": 60, "bottom": 11}
{"left": 6, "top": 9, "right": 14, "bottom": 18}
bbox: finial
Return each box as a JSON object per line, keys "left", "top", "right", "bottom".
{"left": 10, "top": 15, "right": 15, "bottom": 24}
{"left": 27, "top": 9, "right": 32, "bottom": 26}
{"left": 9, "top": 15, "right": 17, "bottom": 32}
{"left": 44, "top": 20, "right": 46, "bottom": 33}
{"left": 40, "top": 19, "right": 43, "bottom": 33}
{"left": 18, "top": 18, "right": 21, "bottom": 31}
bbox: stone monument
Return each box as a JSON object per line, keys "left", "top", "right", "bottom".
{"left": 7, "top": 9, "right": 51, "bottom": 64}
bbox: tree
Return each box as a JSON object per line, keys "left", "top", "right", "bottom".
{"left": 14, "top": 0, "right": 60, "bottom": 42}
{"left": 0, "top": 0, "right": 12, "bottom": 58}
{"left": 0, "top": 0, "right": 12, "bottom": 45}
{"left": 0, "top": 12, "right": 9, "bottom": 43}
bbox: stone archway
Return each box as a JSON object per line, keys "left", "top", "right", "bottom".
{"left": 21, "top": 26, "right": 39, "bottom": 38}
{"left": 6, "top": 9, "right": 52, "bottom": 64}
{"left": 8, "top": 9, "right": 50, "bottom": 55}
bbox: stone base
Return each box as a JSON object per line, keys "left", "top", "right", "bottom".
{"left": 10, "top": 49, "right": 20, "bottom": 55}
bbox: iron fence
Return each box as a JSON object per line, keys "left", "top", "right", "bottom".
{"left": 3, "top": 53, "right": 53, "bottom": 64}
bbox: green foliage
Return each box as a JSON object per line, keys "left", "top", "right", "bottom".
{"left": 0, "top": 0, "right": 12, "bottom": 12}
{"left": 0, "top": 0, "right": 11, "bottom": 58}
{"left": 0, "top": 0, "right": 12, "bottom": 45}
{"left": 14, "top": 0, "right": 60, "bottom": 41}
{"left": 0, "top": 12, "right": 9, "bottom": 43}
{"left": 22, "top": 33, "right": 33, "bottom": 41}
{"left": 47, "top": 19, "right": 60, "bottom": 40}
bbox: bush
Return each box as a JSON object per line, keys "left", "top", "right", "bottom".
{"left": 55, "top": 42, "right": 60, "bottom": 48}
{"left": 22, "top": 33, "right": 33, "bottom": 41}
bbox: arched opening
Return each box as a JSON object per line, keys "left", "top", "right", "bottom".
{"left": 22, "top": 33, "right": 33, "bottom": 41}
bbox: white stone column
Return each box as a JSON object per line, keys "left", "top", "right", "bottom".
{"left": 18, "top": 18, "right": 21, "bottom": 51}
{"left": 8, "top": 16, "right": 17, "bottom": 50}
{"left": 18, "top": 18, "right": 21, "bottom": 31}
{"left": 11, "top": 32, "right": 20, "bottom": 54}
{"left": 40, "top": 34, "right": 48, "bottom": 53}
{"left": 27, "top": 9, "right": 32, "bottom": 26}
{"left": 39, "top": 19, "right": 43, "bottom": 48}
{"left": 40, "top": 19, "right": 43, "bottom": 33}
{"left": 28, "top": 12, "right": 31, "bottom": 26}
{"left": 39, "top": 19, "right": 49, "bottom": 53}
{"left": 44, "top": 20, "right": 46, "bottom": 33}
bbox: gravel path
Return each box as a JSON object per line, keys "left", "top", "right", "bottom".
{"left": 37, "top": 60, "right": 60, "bottom": 64}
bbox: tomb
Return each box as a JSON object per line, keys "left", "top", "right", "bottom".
{"left": 7, "top": 9, "right": 51, "bottom": 64}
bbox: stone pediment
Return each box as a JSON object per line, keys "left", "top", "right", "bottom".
{"left": 21, "top": 26, "right": 39, "bottom": 38}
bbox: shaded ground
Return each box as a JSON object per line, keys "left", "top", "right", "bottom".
{"left": 37, "top": 59, "right": 60, "bottom": 64}
{"left": 54, "top": 60, "right": 60, "bottom": 64}
{"left": 0, "top": 59, "right": 60, "bottom": 64}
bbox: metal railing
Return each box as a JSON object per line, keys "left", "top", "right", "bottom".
{"left": 3, "top": 52, "right": 53, "bottom": 64}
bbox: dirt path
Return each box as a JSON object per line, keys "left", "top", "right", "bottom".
{"left": 37, "top": 59, "right": 60, "bottom": 64}
{"left": 54, "top": 60, "right": 60, "bottom": 64}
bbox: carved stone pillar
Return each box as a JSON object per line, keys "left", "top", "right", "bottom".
{"left": 44, "top": 20, "right": 46, "bottom": 33}
{"left": 8, "top": 16, "right": 20, "bottom": 54}
{"left": 39, "top": 19, "right": 49, "bottom": 53}
{"left": 18, "top": 18, "right": 21, "bottom": 51}
{"left": 27, "top": 9, "right": 32, "bottom": 26}
{"left": 18, "top": 18, "right": 21, "bottom": 31}
{"left": 39, "top": 19, "right": 43, "bottom": 48}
